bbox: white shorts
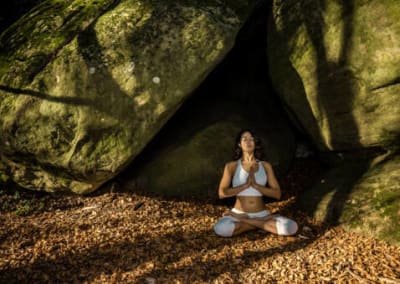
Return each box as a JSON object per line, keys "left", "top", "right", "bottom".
{"left": 230, "top": 208, "right": 270, "bottom": 218}
{"left": 213, "top": 208, "right": 270, "bottom": 237}
{"left": 213, "top": 208, "right": 298, "bottom": 237}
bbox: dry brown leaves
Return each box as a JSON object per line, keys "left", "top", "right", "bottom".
{"left": 0, "top": 158, "right": 399, "bottom": 283}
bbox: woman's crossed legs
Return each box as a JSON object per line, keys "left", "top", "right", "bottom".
{"left": 214, "top": 209, "right": 298, "bottom": 237}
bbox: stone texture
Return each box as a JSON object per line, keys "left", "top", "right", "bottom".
{"left": 0, "top": 0, "right": 253, "bottom": 193}
{"left": 267, "top": 0, "right": 400, "bottom": 152}
{"left": 269, "top": 0, "right": 400, "bottom": 245}
{"left": 296, "top": 150, "right": 400, "bottom": 246}
{"left": 341, "top": 153, "right": 400, "bottom": 246}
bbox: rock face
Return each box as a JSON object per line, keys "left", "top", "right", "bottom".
{"left": 341, "top": 153, "right": 400, "bottom": 245}
{"left": 268, "top": 0, "right": 400, "bottom": 245}
{"left": 297, "top": 150, "right": 400, "bottom": 245}
{"left": 0, "top": 0, "right": 253, "bottom": 194}
{"left": 268, "top": 0, "right": 400, "bottom": 152}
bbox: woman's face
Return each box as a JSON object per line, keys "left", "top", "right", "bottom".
{"left": 239, "top": 131, "right": 255, "bottom": 152}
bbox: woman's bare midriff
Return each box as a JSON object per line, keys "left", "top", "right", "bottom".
{"left": 234, "top": 196, "right": 266, "bottom": 213}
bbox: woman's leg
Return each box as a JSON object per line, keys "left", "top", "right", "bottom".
{"left": 214, "top": 215, "right": 258, "bottom": 237}
{"left": 232, "top": 221, "right": 258, "bottom": 236}
{"left": 223, "top": 210, "right": 259, "bottom": 236}
{"left": 239, "top": 215, "right": 298, "bottom": 236}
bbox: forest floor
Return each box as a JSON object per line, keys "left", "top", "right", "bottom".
{"left": 0, "top": 158, "right": 399, "bottom": 283}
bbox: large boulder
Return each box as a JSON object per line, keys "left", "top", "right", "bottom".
{"left": 268, "top": 0, "right": 400, "bottom": 245}
{"left": 0, "top": 0, "right": 254, "bottom": 194}
{"left": 267, "top": 0, "right": 400, "bottom": 152}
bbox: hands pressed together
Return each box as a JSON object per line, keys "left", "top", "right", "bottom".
{"left": 245, "top": 165, "right": 258, "bottom": 188}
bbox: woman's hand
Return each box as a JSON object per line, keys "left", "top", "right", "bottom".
{"left": 245, "top": 166, "right": 255, "bottom": 187}
{"left": 249, "top": 166, "right": 257, "bottom": 187}
{"left": 228, "top": 210, "right": 249, "bottom": 220}
{"left": 250, "top": 161, "right": 282, "bottom": 200}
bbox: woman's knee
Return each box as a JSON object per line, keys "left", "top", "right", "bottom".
{"left": 274, "top": 216, "right": 298, "bottom": 236}
{"left": 214, "top": 218, "right": 235, "bottom": 237}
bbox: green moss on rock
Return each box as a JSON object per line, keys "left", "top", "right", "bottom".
{"left": 0, "top": 0, "right": 117, "bottom": 87}
{"left": 296, "top": 150, "right": 400, "bottom": 246}
{"left": 340, "top": 153, "right": 400, "bottom": 246}
{"left": 0, "top": 0, "right": 254, "bottom": 194}
{"left": 268, "top": 0, "right": 400, "bottom": 152}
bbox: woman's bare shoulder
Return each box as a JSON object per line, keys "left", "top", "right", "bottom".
{"left": 225, "top": 160, "right": 239, "bottom": 172}
{"left": 260, "top": 160, "right": 273, "bottom": 169}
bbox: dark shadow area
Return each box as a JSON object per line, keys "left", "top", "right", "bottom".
{"left": 0, "top": 0, "right": 43, "bottom": 34}
{"left": 0, "top": 184, "right": 85, "bottom": 217}
{"left": 0, "top": 85, "right": 93, "bottom": 105}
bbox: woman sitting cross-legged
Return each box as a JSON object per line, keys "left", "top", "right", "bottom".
{"left": 213, "top": 128, "right": 298, "bottom": 238}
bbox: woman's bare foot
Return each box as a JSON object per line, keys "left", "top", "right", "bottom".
{"left": 229, "top": 211, "right": 249, "bottom": 220}
{"left": 222, "top": 209, "right": 248, "bottom": 219}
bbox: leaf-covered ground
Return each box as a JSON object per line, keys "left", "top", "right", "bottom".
{"left": 1, "top": 158, "right": 399, "bottom": 283}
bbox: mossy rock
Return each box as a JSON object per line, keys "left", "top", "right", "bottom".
{"left": 296, "top": 150, "right": 400, "bottom": 246}
{"left": 0, "top": 0, "right": 254, "bottom": 194}
{"left": 341, "top": 153, "right": 400, "bottom": 246}
{"left": 267, "top": 0, "right": 400, "bottom": 152}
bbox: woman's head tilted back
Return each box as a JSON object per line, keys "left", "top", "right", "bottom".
{"left": 233, "top": 128, "right": 264, "bottom": 160}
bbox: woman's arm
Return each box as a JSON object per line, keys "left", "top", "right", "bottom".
{"left": 218, "top": 163, "right": 250, "bottom": 199}
{"left": 252, "top": 162, "right": 281, "bottom": 200}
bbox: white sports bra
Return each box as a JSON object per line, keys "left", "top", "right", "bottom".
{"left": 232, "top": 158, "right": 268, "bottom": 196}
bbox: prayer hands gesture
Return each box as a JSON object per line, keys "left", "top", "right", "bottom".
{"left": 245, "top": 165, "right": 257, "bottom": 187}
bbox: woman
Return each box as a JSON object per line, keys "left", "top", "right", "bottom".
{"left": 213, "top": 129, "right": 298, "bottom": 237}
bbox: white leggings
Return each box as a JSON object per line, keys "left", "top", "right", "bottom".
{"left": 214, "top": 208, "right": 298, "bottom": 237}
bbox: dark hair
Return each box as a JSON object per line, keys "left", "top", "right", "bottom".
{"left": 233, "top": 128, "right": 265, "bottom": 160}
